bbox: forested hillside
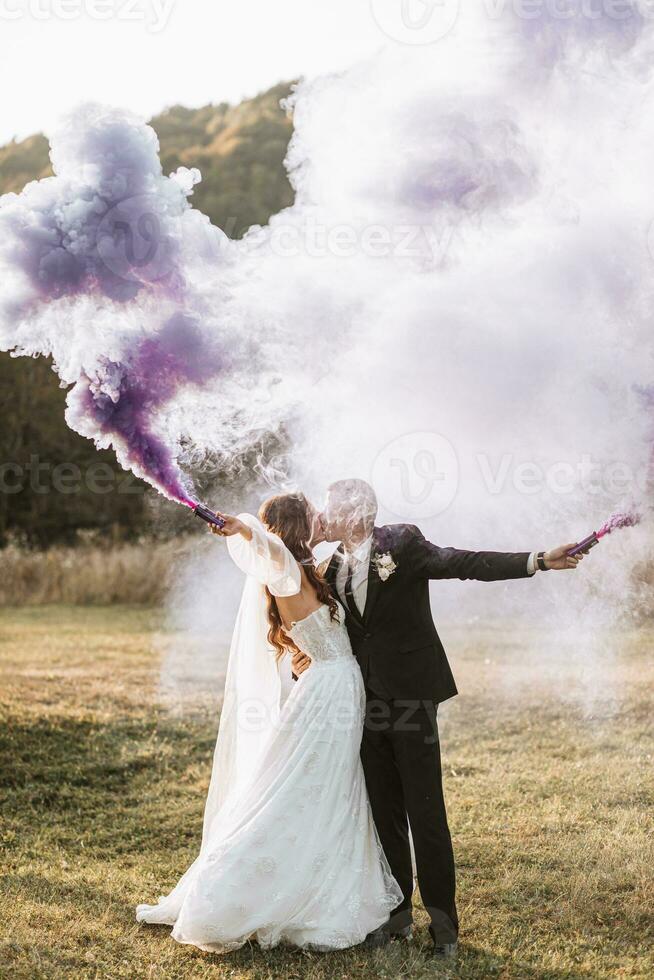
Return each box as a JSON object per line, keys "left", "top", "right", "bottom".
{"left": 0, "top": 83, "right": 295, "bottom": 546}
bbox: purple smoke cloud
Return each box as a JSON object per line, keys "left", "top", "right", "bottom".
{"left": 67, "top": 313, "right": 227, "bottom": 505}
{"left": 0, "top": 104, "right": 229, "bottom": 503}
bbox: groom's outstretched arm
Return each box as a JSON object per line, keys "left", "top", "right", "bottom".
{"left": 404, "top": 526, "right": 584, "bottom": 580}
{"left": 405, "top": 525, "right": 533, "bottom": 582}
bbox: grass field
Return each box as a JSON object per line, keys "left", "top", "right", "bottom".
{"left": 1, "top": 606, "right": 652, "bottom": 979}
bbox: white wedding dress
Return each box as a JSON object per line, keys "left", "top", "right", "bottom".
{"left": 136, "top": 514, "right": 402, "bottom": 953}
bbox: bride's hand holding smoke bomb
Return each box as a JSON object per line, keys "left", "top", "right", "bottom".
{"left": 206, "top": 513, "right": 252, "bottom": 539}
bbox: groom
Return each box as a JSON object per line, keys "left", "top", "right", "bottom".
{"left": 292, "top": 478, "right": 583, "bottom": 957}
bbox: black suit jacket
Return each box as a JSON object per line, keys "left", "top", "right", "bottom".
{"left": 323, "top": 524, "right": 532, "bottom": 703}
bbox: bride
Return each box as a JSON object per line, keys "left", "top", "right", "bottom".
{"left": 136, "top": 492, "right": 402, "bottom": 952}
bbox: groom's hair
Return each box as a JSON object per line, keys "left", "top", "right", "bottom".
{"left": 329, "top": 479, "right": 378, "bottom": 527}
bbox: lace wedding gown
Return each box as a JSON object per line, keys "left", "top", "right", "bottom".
{"left": 136, "top": 515, "right": 401, "bottom": 953}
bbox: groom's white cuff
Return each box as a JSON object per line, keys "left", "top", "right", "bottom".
{"left": 526, "top": 552, "right": 540, "bottom": 575}
{"left": 527, "top": 552, "right": 538, "bottom": 575}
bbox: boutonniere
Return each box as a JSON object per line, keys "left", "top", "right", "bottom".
{"left": 372, "top": 551, "right": 397, "bottom": 582}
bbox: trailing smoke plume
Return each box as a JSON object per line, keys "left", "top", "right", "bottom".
{"left": 597, "top": 512, "right": 642, "bottom": 538}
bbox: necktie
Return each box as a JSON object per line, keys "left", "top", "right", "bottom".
{"left": 343, "top": 556, "right": 360, "bottom": 618}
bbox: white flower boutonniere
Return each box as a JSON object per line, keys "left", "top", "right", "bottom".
{"left": 372, "top": 551, "right": 397, "bottom": 582}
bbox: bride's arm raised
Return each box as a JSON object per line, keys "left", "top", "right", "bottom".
{"left": 208, "top": 512, "right": 301, "bottom": 597}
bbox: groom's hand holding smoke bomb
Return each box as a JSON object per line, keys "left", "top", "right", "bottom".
{"left": 542, "top": 543, "right": 586, "bottom": 569}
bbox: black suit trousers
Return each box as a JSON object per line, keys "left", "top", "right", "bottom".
{"left": 360, "top": 695, "right": 458, "bottom": 942}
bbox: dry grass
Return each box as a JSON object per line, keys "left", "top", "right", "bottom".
{"left": 0, "top": 542, "right": 189, "bottom": 606}
{"left": 1, "top": 607, "right": 652, "bottom": 979}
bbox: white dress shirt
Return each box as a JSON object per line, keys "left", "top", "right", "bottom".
{"left": 335, "top": 536, "right": 538, "bottom": 614}
{"left": 335, "top": 534, "right": 374, "bottom": 616}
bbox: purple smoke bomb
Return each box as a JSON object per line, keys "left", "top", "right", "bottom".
{"left": 566, "top": 531, "right": 600, "bottom": 558}
{"left": 193, "top": 504, "right": 226, "bottom": 529}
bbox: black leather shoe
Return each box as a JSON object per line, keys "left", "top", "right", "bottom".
{"left": 428, "top": 926, "right": 458, "bottom": 958}
{"left": 390, "top": 925, "right": 413, "bottom": 941}
{"left": 361, "top": 924, "right": 390, "bottom": 948}
{"left": 431, "top": 941, "right": 458, "bottom": 958}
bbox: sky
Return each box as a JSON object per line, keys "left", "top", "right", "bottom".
{"left": 0, "top": 0, "right": 391, "bottom": 145}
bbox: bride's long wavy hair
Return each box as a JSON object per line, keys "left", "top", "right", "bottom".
{"left": 259, "top": 493, "right": 338, "bottom": 662}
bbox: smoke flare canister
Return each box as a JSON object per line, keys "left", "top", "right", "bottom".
{"left": 193, "top": 504, "right": 226, "bottom": 529}
{"left": 566, "top": 532, "right": 599, "bottom": 557}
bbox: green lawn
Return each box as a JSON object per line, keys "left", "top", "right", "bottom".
{"left": 1, "top": 607, "right": 652, "bottom": 978}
